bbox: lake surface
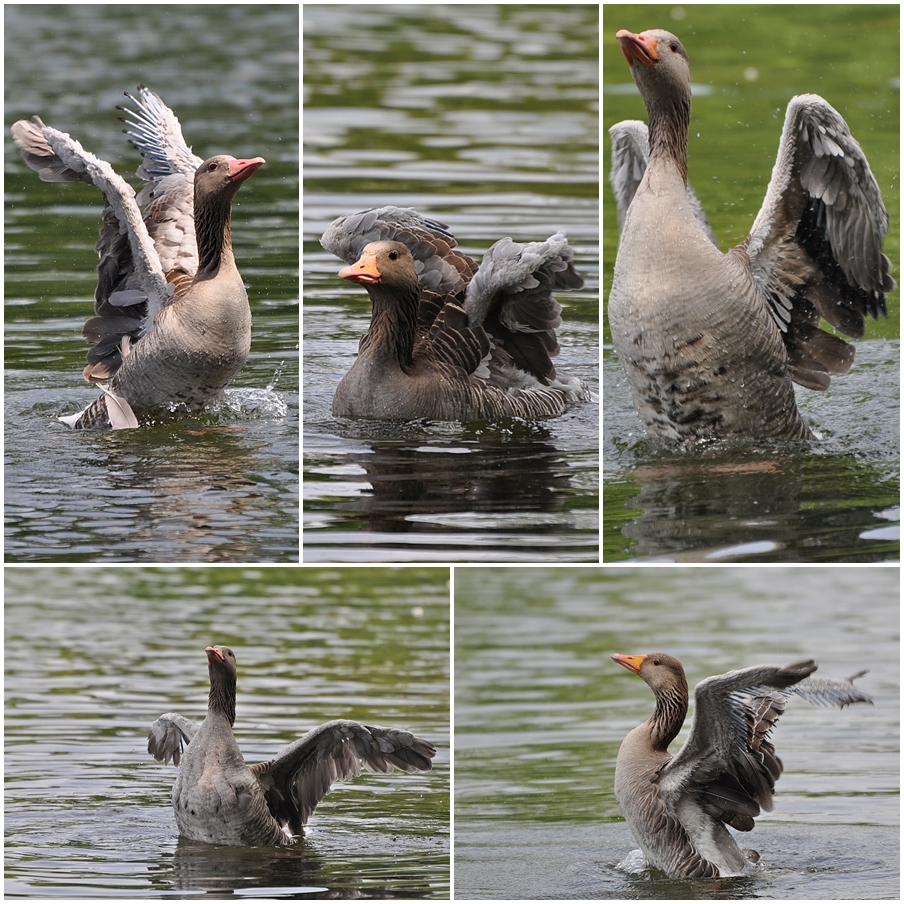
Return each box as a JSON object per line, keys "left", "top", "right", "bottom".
{"left": 604, "top": 340, "right": 900, "bottom": 561}
{"left": 4, "top": 5, "right": 300, "bottom": 562}
{"left": 602, "top": 5, "right": 900, "bottom": 562}
{"left": 454, "top": 565, "right": 899, "bottom": 900}
{"left": 5, "top": 566, "right": 450, "bottom": 898}
{"left": 303, "top": 4, "right": 600, "bottom": 563}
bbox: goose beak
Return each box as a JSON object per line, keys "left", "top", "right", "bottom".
{"left": 617, "top": 30, "right": 657, "bottom": 67}
{"left": 339, "top": 253, "right": 382, "bottom": 285}
{"left": 227, "top": 157, "right": 266, "bottom": 181}
{"left": 612, "top": 653, "right": 647, "bottom": 674}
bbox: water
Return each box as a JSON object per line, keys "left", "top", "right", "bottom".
{"left": 453, "top": 566, "right": 899, "bottom": 899}
{"left": 602, "top": 5, "right": 900, "bottom": 562}
{"left": 4, "top": 5, "right": 299, "bottom": 562}
{"left": 604, "top": 341, "right": 900, "bottom": 561}
{"left": 5, "top": 566, "right": 450, "bottom": 898}
{"left": 303, "top": 4, "right": 600, "bottom": 563}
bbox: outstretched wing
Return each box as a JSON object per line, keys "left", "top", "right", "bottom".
{"left": 660, "top": 661, "right": 871, "bottom": 833}
{"left": 739, "top": 94, "right": 894, "bottom": 390}
{"left": 464, "top": 233, "right": 583, "bottom": 384}
{"left": 119, "top": 85, "right": 203, "bottom": 284}
{"left": 251, "top": 720, "right": 435, "bottom": 837}
{"left": 11, "top": 115, "right": 170, "bottom": 383}
{"left": 788, "top": 670, "right": 874, "bottom": 708}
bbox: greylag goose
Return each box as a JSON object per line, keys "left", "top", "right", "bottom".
{"left": 608, "top": 30, "right": 894, "bottom": 440}
{"left": 11, "top": 86, "right": 264, "bottom": 429}
{"left": 611, "top": 652, "right": 873, "bottom": 878}
{"left": 321, "top": 206, "right": 589, "bottom": 421}
{"left": 148, "top": 645, "right": 436, "bottom": 846}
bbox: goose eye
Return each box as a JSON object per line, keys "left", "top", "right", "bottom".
{"left": 652, "top": 658, "right": 660, "bottom": 665}
{"left": 388, "top": 250, "right": 399, "bottom": 261}
{"left": 207, "top": 162, "right": 218, "bottom": 172}
{"left": 669, "top": 43, "right": 679, "bottom": 52}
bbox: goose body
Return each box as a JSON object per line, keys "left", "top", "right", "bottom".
{"left": 608, "top": 30, "right": 893, "bottom": 441}
{"left": 11, "top": 87, "right": 264, "bottom": 429}
{"left": 322, "top": 207, "right": 589, "bottom": 422}
{"left": 148, "top": 645, "right": 436, "bottom": 846}
{"left": 611, "top": 652, "right": 872, "bottom": 878}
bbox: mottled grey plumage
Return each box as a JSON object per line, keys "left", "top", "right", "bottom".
{"left": 322, "top": 206, "right": 589, "bottom": 421}
{"left": 11, "top": 87, "right": 263, "bottom": 429}
{"left": 148, "top": 645, "right": 435, "bottom": 846}
{"left": 611, "top": 651, "right": 872, "bottom": 878}
{"left": 608, "top": 29, "right": 893, "bottom": 441}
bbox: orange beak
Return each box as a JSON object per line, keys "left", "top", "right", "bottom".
{"left": 611, "top": 653, "right": 647, "bottom": 674}
{"left": 616, "top": 30, "right": 657, "bottom": 68}
{"left": 339, "top": 252, "right": 382, "bottom": 285}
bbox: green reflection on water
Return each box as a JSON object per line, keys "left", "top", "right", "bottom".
{"left": 304, "top": 4, "right": 599, "bottom": 206}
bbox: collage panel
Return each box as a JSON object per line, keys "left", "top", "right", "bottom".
{"left": 454, "top": 565, "right": 898, "bottom": 898}
{"left": 5, "top": 565, "right": 450, "bottom": 897}
{"left": 303, "top": 3, "right": 600, "bottom": 564}
{"left": 5, "top": 4, "right": 299, "bottom": 563}
{"left": 602, "top": 3, "right": 899, "bottom": 562}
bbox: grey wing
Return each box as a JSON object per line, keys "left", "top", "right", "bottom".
{"left": 148, "top": 713, "right": 200, "bottom": 767}
{"left": 789, "top": 670, "right": 873, "bottom": 707}
{"left": 742, "top": 94, "right": 894, "bottom": 390}
{"left": 661, "top": 661, "right": 871, "bottom": 832}
{"left": 659, "top": 661, "right": 818, "bottom": 830}
{"left": 119, "top": 86, "right": 202, "bottom": 280}
{"left": 321, "top": 206, "right": 478, "bottom": 302}
{"left": 419, "top": 300, "right": 580, "bottom": 415}
{"left": 251, "top": 719, "right": 436, "bottom": 836}
{"left": 463, "top": 233, "right": 583, "bottom": 384}
{"left": 609, "top": 119, "right": 717, "bottom": 245}
{"left": 11, "top": 117, "right": 169, "bottom": 382}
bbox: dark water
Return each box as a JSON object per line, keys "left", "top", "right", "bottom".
{"left": 4, "top": 5, "right": 300, "bottom": 562}
{"left": 602, "top": 5, "right": 900, "bottom": 562}
{"left": 454, "top": 566, "right": 900, "bottom": 900}
{"left": 5, "top": 566, "right": 450, "bottom": 898}
{"left": 303, "top": 4, "right": 600, "bottom": 563}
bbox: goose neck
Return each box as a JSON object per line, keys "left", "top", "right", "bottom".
{"left": 361, "top": 283, "right": 420, "bottom": 371}
{"left": 195, "top": 189, "right": 236, "bottom": 277}
{"left": 649, "top": 683, "right": 688, "bottom": 751}
{"left": 647, "top": 93, "right": 690, "bottom": 185}
{"left": 208, "top": 672, "right": 237, "bottom": 726}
